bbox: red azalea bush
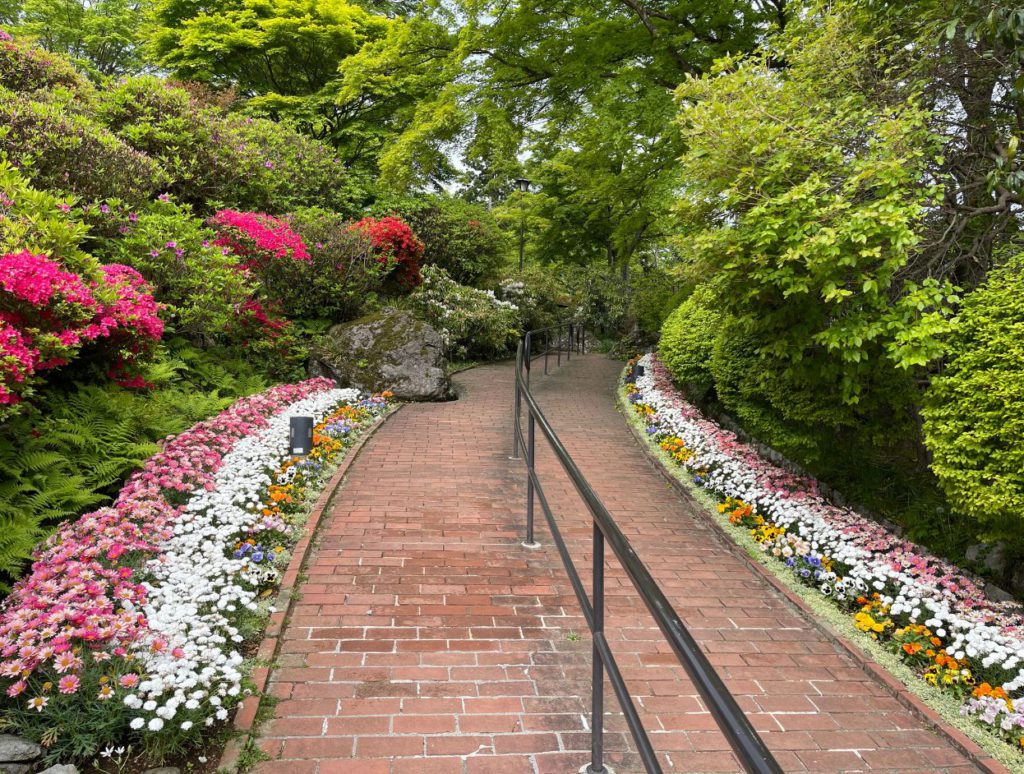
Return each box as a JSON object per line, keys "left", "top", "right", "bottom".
{"left": 349, "top": 216, "right": 424, "bottom": 288}
{"left": 230, "top": 299, "right": 306, "bottom": 381}
{"left": 0, "top": 252, "right": 164, "bottom": 413}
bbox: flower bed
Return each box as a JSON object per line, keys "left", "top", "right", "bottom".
{"left": 625, "top": 352, "right": 1024, "bottom": 753}
{"left": 0, "top": 378, "right": 389, "bottom": 762}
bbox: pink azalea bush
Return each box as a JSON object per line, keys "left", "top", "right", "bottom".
{"left": 208, "top": 209, "right": 310, "bottom": 270}
{"left": 0, "top": 252, "right": 164, "bottom": 411}
{"left": 627, "top": 352, "right": 1024, "bottom": 753}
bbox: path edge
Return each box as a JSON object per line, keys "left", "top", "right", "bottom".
{"left": 219, "top": 403, "right": 402, "bottom": 772}
{"left": 613, "top": 374, "right": 1013, "bottom": 774}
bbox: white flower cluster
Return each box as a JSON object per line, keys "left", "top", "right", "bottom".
{"left": 123, "top": 388, "right": 358, "bottom": 732}
{"left": 634, "top": 354, "right": 1024, "bottom": 698}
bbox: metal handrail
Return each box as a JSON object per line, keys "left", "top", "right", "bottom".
{"left": 510, "top": 329, "right": 782, "bottom": 774}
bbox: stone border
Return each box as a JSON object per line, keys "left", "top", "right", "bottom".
{"left": 218, "top": 405, "right": 402, "bottom": 772}
{"left": 614, "top": 377, "right": 1013, "bottom": 774}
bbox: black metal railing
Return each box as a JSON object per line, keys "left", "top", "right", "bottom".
{"left": 510, "top": 329, "right": 782, "bottom": 774}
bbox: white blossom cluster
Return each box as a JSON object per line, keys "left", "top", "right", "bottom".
{"left": 122, "top": 388, "right": 359, "bottom": 732}
{"left": 634, "top": 353, "right": 1024, "bottom": 698}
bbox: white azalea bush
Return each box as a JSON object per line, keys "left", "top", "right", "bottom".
{"left": 626, "top": 353, "right": 1024, "bottom": 753}
{"left": 0, "top": 378, "right": 389, "bottom": 763}
{"left": 410, "top": 265, "right": 520, "bottom": 360}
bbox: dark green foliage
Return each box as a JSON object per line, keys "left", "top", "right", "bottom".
{"left": 923, "top": 254, "right": 1024, "bottom": 549}
{"left": 283, "top": 207, "right": 386, "bottom": 321}
{"left": 0, "top": 87, "right": 165, "bottom": 204}
{"left": 0, "top": 32, "right": 88, "bottom": 92}
{"left": 94, "top": 77, "right": 360, "bottom": 214}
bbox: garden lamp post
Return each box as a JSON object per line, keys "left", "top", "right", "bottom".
{"left": 289, "top": 416, "right": 314, "bottom": 456}
{"left": 515, "top": 177, "right": 530, "bottom": 272}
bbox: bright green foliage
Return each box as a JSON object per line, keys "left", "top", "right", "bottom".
{"left": 923, "top": 255, "right": 1024, "bottom": 547}
{"left": 410, "top": 266, "right": 519, "bottom": 360}
{"left": 0, "top": 87, "right": 166, "bottom": 204}
{"left": 659, "top": 284, "right": 722, "bottom": 396}
{"left": 150, "top": 0, "right": 389, "bottom": 149}
{"left": 0, "top": 161, "right": 95, "bottom": 274}
{"left": 11, "top": 0, "right": 151, "bottom": 77}
{"left": 93, "top": 198, "right": 254, "bottom": 339}
{"left": 334, "top": 16, "right": 461, "bottom": 179}
{"left": 373, "top": 194, "right": 508, "bottom": 285}
{"left": 674, "top": 7, "right": 953, "bottom": 429}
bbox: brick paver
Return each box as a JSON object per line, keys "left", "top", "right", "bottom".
{"left": 252, "top": 356, "right": 981, "bottom": 774}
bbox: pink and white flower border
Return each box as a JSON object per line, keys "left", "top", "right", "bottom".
{"left": 0, "top": 378, "right": 369, "bottom": 741}
{"left": 630, "top": 353, "right": 1024, "bottom": 709}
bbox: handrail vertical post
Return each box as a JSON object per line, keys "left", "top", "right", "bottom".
{"left": 568, "top": 323, "right": 573, "bottom": 361}
{"left": 581, "top": 326, "right": 585, "bottom": 355}
{"left": 525, "top": 332, "right": 532, "bottom": 387}
{"left": 524, "top": 411, "right": 538, "bottom": 547}
{"left": 589, "top": 522, "right": 605, "bottom": 773}
{"left": 544, "top": 330, "right": 549, "bottom": 375}
{"left": 511, "top": 335, "right": 523, "bottom": 460}
{"left": 557, "top": 325, "right": 563, "bottom": 367}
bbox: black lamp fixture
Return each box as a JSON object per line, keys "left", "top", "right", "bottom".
{"left": 515, "top": 177, "right": 530, "bottom": 272}
{"left": 289, "top": 416, "right": 314, "bottom": 456}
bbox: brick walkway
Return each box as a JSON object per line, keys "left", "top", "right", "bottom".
{"left": 252, "top": 356, "right": 981, "bottom": 774}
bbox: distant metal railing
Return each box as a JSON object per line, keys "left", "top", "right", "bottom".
{"left": 510, "top": 330, "right": 782, "bottom": 774}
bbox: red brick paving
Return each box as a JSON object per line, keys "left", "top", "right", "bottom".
{"left": 253, "top": 356, "right": 982, "bottom": 773}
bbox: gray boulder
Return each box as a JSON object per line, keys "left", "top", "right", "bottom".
{"left": 39, "top": 766, "right": 79, "bottom": 774}
{"left": 312, "top": 310, "right": 454, "bottom": 401}
{"left": 0, "top": 765, "right": 31, "bottom": 774}
{"left": 0, "top": 735, "right": 41, "bottom": 763}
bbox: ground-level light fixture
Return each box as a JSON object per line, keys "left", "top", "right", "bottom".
{"left": 289, "top": 416, "right": 314, "bottom": 456}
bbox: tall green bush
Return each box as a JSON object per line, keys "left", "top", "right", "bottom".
{"left": 95, "top": 77, "right": 360, "bottom": 214}
{"left": 923, "top": 255, "right": 1024, "bottom": 547}
{"left": 659, "top": 283, "right": 722, "bottom": 396}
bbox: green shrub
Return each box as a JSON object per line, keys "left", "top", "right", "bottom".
{"left": 91, "top": 198, "right": 254, "bottom": 340}
{"left": 411, "top": 266, "right": 519, "bottom": 359}
{"left": 0, "top": 32, "right": 88, "bottom": 93}
{"left": 496, "top": 266, "right": 566, "bottom": 333}
{"left": 375, "top": 195, "right": 508, "bottom": 284}
{"left": 283, "top": 207, "right": 387, "bottom": 321}
{"left": 0, "top": 87, "right": 165, "bottom": 204}
{"left": 659, "top": 283, "right": 722, "bottom": 396}
{"left": 631, "top": 267, "right": 686, "bottom": 338}
{"left": 923, "top": 255, "right": 1024, "bottom": 547}
{"left": 0, "top": 160, "right": 94, "bottom": 273}
{"left": 708, "top": 316, "right": 826, "bottom": 462}
{"left": 95, "top": 77, "right": 359, "bottom": 214}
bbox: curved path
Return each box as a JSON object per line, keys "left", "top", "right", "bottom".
{"left": 251, "top": 355, "right": 983, "bottom": 774}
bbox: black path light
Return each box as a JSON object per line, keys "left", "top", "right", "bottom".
{"left": 289, "top": 416, "right": 314, "bottom": 456}
{"left": 515, "top": 177, "right": 530, "bottom": 272}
